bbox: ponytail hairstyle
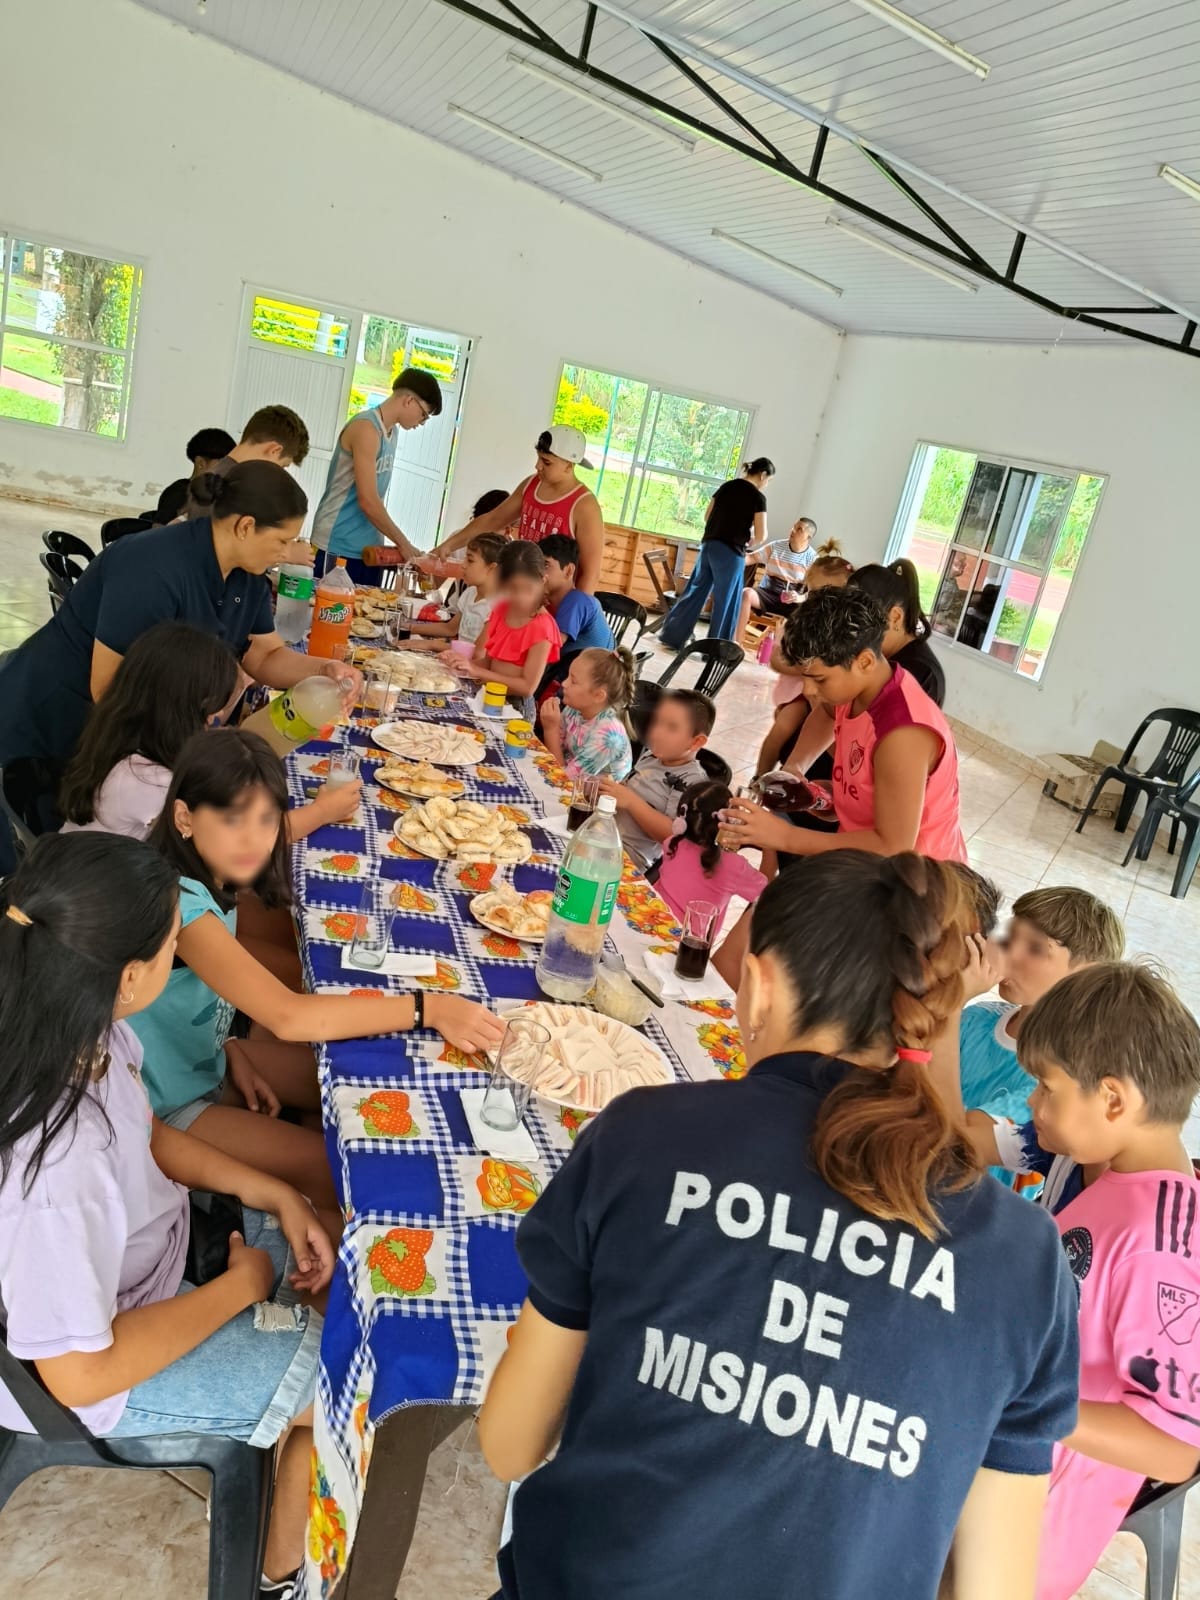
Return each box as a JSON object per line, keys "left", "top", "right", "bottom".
{"left": 189, "top": 458, "right": 308, "bottom": 529}
{"left": 742, "top": 457, "right": 776, "bottom": 479}
{"left": 748, "top": 851, "right": 979, "bottom": 1238}
{"left": 60, "top": 623, "right": 240, "bottom": 825}
{"left": 850, "top": 559, "right": 930, "bottom": 639}
{"left": 466, "top": 531, "right": 507, "bottom": 565}
{"left": 0, "top": 833, "right": 179, "bottom": 1191}
{"left": 578, "top": 645, "right": 638, "bottom": 717}
{"left": 149, "top": 728, "right": 292, "bottom": 912}
{"left": 666, "top": 779, "right": 729, "bottom": 876}
{"left": 805, "top": 539, "right": 854, "bottom": 589}
{"left": 497, "top": 539, "right": 546, "bottom": 584}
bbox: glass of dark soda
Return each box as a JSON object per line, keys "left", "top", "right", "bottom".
{"left": 674, "top": 899, "right": 718, "bottom": 982}
{"left": 567, "top": 774, "right": 600, "bottom": 833}
{"left": 752, "top": 768, "right": 835, "bottom": 816}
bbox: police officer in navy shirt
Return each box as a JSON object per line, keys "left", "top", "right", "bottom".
{"left": 0, "top": 462, "right": 357, "bottom": 801}
{"left": 479, "top": 852, "right": 1079, "bottom": 1600}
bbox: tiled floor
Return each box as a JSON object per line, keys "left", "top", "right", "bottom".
{"left": 1, "top": 495, "right": 1198, "bottom": 1597}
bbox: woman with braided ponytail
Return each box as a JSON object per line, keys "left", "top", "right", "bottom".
{"left": 477, "top": 851, "right": 1079, "bottom": 1600}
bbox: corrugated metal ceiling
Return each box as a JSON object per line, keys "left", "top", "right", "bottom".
{"left": 131, "top": 0, "right": 1200, "bottom": 349}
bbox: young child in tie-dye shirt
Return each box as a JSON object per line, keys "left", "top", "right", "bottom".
{"left": 539, "top": 647, "right": 636, "bottom": 781}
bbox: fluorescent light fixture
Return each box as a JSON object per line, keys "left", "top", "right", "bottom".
{"left": 845, "top": 0, "right": 990, "bottom": 79}
{"left": 825, "top": 214, "right": 978, "bottom": 293}
{"left": 447, "top": 104, "right": 603, "bottom": 182}
{"left": 1159, "top": 163, "right": 1200, "bottom": 203}
{"left": 711, "top": 229, "right": 843, "bottom": 297}
{"left": 507, "top": 53, "right": 696, "bottom": 152}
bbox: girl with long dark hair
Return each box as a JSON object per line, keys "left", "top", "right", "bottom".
{"left": 478, "top": 852, "right": 1079, "bottom": 1600}
{"left": 132, "top": 728, "right": 504, "bottom": 1207}
{"left": 60, "top": 622, "right": 361, "bottom": 844}
{"left": 0, "top": 832, "right": 331, "bottom": 1593}
{"left": 849, "top": 558, "right": 945, "bottom": 706}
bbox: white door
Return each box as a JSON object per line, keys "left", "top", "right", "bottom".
{"left": 384, "top": 328, "right": 471, "bottom": 548}
{"left": 228, "top": 290, "right": 359, "bottom": 535}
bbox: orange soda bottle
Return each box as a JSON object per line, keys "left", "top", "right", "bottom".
{"left": 308, "top": 558, "right": 356, "bottom": 660}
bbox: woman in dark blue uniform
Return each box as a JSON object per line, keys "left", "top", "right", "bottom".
{"left": 0, "top": 462, "right": 353, "bottom": 824}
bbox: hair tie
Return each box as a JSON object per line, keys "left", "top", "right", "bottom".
{"left": 6, "top": 906, "right": 32, "bottom": 927}
{"left": 895, "top": 1047, "right": 932, "bottom": 1064}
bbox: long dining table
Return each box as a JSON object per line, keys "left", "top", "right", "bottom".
{"left": 286, "top": 685, "right": 745, "bottom": 1599}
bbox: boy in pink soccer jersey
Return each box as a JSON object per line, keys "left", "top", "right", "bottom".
{"left": 976, "top": 962, "right": 1200, "bottom": 1599}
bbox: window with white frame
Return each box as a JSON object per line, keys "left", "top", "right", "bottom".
{"left": 0, "top": 234, "right": 141, "bottom": 439}
{"left": 554, "top": 362, "right": 752, "bottom": 540}
{"left": 885, "top": 443, "right": 1105, "bottom": 682}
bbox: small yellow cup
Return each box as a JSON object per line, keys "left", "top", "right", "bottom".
{"left": 506, "top": 719, "right": 533, "bottom": 758}
{"left": 482, "top": 681, "right": 508, "bottom": 718}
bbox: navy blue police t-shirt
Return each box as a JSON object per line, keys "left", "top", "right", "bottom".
{"left": 501, "top": 1052, "right": 1079, "bottom": 1600}
{"left": 0, "top": 518, "right": 274, "bottom": 767}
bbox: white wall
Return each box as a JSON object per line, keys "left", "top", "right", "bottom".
{"left": 802, "top": 335, "right": 1200, "bottom": 759}
{"left": 0, "top": 0, "right": 840, "bottom": 527}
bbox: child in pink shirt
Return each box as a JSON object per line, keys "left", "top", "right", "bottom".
{"left": 656, "top": 780, "right": 767, "bottom": 937}
{"left": 1000, "top": 963, "right": 1200, "bottom": 1600}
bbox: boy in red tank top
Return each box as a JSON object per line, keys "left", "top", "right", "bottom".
{"left": 428, "top": 425, "right": 605, "bottom": 593}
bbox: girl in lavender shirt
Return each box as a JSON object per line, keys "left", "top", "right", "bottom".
{"left": 0, "top": 832, "right": 333, "bottom": 1595}
{"left": 59, "top": 621, "right": 362, "bottom": 845}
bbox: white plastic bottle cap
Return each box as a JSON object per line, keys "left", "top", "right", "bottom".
{"left": 596, "top": 794, "right": 617, "bottom": 815}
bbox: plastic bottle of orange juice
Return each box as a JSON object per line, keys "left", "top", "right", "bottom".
{"left": 308, "top": 558, "right": 355, "bottom": 660}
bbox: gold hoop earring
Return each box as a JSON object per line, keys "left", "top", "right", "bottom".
{"left": 119, "top": 990, "right": 134, "bottom": 1005}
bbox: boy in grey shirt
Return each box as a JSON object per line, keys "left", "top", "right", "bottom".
{"left": 598, "top": 690, "right": 718, "bottom": 870}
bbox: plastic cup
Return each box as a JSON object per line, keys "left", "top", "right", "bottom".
{"left": 348, "top": 880, "right": 394, "bottom": 970}
{"left": 326, "top": 747, "right": 361, "bottom": 789}
{"left": 480, "top": 1017, "right": 549, "bottom": 1131}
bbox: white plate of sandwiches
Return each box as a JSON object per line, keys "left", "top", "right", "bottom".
{"left": 375, "top": 760, "right": 466, "bottom": 801}
{"left": 470, "top": 884, "right": 553, "bottom": 942}
{"left": 372, "top": 721, "right": 484, "bottom": 766}
{"left": 349, "top": 618, "right": 383, "bottom": 638}
{"left": 394, "top": 798, "right": 533, "bottom": 863}
{"left": 498, "top": 1002, "right": 672, "bottom": 1112}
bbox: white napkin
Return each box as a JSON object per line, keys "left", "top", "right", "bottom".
{"left": 470, "top": 692, "right": 521, "bottom": 722}
{"left": 341, "top": 947, "right": 440, "bottom": 978}
{"left": 460, "top": 1087, "right": 541, "bottom": 1160}
{"left": 537, "top": 810, "right": 572, "bottom": 838}
{"left": 642, "top": 948, "right": 736, "bottom": 1005}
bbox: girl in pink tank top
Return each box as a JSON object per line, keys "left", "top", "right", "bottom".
{"left": 722, "top": 586, "right": 966, "bottom": 864}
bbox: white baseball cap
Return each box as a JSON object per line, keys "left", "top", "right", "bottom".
{"left": 536, "top": 424, "right": 594, "bottom": 470}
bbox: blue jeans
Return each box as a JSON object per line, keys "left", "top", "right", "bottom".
{"left": 659, "top": 541, "right": 745, "bottom": 649}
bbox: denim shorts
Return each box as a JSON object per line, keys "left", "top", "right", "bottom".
{"left": 106, "top": 1207, "right": 323, "bottom": 1448}
{"left": 160, "top": 1085, "right": 223, "bottom": 1132}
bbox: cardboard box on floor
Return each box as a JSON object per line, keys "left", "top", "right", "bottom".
{"left": 1040, "top": 741, "right": 1127, "bottom": 817}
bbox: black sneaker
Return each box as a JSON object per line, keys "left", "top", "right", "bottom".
{"left": 260, "top": 1573, "right": 298, "bottom": 1599}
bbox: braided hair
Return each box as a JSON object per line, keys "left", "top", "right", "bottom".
{"left": 748, "top": 851, "right": 979, "bottom": 1238}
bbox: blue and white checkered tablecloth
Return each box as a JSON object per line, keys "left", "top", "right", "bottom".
{"left": 292, "top": 693, "right": 692, "bottom": 1597}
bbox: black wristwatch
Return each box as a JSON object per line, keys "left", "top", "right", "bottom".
{"left": 413, "top": 989, "right": 425, "bottom": 1029}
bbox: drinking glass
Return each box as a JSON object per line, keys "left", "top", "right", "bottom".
{"left": 362, "top": 663, "right": 395, "bottom": 717}
{"left": 717, "top": 785, "right": 748, "bottom": 851}
{"left": 566, "top": 774, "right": 600, "bottom": 833}
{"left": 674, "top": 900, "right": 718, "bottom": 982}
{"left": 326, "top": 746, "right": 361, "bottom": 789}
{"left": 480, "top": 1017, "right": 550, "bottom": 1132}
{"left": 348, "top": 880, "right": 394, "bottom": 970}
